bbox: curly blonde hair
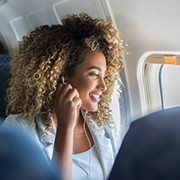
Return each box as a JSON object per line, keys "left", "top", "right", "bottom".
{"left": 6, "top": 12, "right": 126, "bottom": 132}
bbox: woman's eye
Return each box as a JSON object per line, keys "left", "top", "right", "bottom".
{"left": 90, "top": 73, "right": 99, "bottom": 78}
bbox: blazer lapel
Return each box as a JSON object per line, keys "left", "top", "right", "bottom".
{"left": 92, "top": 132, "right": 114, "bottom": 179}
{"left": 81, "top": 109, "right": 114, "bottom": 179}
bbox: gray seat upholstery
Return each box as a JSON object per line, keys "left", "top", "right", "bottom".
{"left": 0, "top": 55, "right": 11, "bottom": 124}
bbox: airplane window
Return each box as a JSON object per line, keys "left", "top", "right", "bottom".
{"left": 111, "top": 90, "right": 121, "bottom": 129}
{"left": 159, "top": 64, "right": 180, "bottom": 109}
{"left": 111, "top": 68, "right": 131, "bottom": 140}
{"left": 112, "top": 69, "right": 131, "bottom": 139}
{"left": 142, "top": 54, "right": 180, "bottom": 114}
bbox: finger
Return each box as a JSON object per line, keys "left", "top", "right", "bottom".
{"left": 55, "top": 83, "right": 63, "bottom": 98}
{"left": 73, "top": 98, "right": 82, "bottom": 109}
{"left": 55, "top": 83, "right": 72, "bottom": 101}
{"left": 73, "top": 88, "right": 80, "bottom": 100}
{"left": 65, "top": 88, "right": 80, "bottom": 102}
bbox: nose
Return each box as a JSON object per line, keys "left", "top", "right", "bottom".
{"left": 98, "top": 77, "right": 107, "bottom": 92}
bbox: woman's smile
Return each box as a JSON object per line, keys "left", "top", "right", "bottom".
{"left": 89, "top": 93, "right": 101, "bottom": 102}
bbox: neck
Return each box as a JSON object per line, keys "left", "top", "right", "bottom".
{"left": 74, "top": 112, "right": 84, "bottom": 134}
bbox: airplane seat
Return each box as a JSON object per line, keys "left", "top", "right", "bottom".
{"left": 0, "top": 55, "right": 11, "bottom": 125}
{"left": 109, "top": 106, "right": 180, "bottom": 180}
{"left": 0, "top": 126, "right": 61, "bottom": 180}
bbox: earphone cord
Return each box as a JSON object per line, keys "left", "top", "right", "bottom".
{"left": 84, "top": 110, "right": 92, "bottom": 180}
{"left": 72, "top": 110, "right": 92, "bottom": 180}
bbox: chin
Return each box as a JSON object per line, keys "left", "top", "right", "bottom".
{"left": 89, "top": 108, "right": 98, "bottom": 112}
{"left": 81, "top": 104, "right": 98, "bottom": 112}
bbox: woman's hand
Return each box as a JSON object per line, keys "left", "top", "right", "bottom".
{"left": 54, "top": 83, "right": 82, "bottom": 130}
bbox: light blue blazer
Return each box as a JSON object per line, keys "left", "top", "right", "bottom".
{"left": 1, "top": 109, "right": 122, "bottom": 180}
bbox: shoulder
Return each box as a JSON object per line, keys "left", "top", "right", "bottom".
{"left": 1, "top": 114, "right": 45, "bottom": 135}
{"left": 91, "top": 117, "right": 122, "bottom": 141}
{"left": 1, "top": 114, "right": 47, "bottom": 148}
{"left": 104, "top": 124, "right": 122, "bottom": 146}
{"left": 90, "top": 119, "right": 122, "bottom": 149}
{"left": 2, "top": 114, "right": 30, "bottom": 129}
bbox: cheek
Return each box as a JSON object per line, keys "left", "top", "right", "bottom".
{"left": 76, "top": 77, "right": 92, "bottom": 95}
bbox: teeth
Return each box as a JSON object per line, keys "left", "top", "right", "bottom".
{"left": 90, "top": 94, "right": 100, "bottom": 98}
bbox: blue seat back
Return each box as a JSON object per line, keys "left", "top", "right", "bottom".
{"left": 109, "top": 106, "right": 180, "bottom": 180}
{"left": 0, "top": 55, "right": 11, "bottom": 124}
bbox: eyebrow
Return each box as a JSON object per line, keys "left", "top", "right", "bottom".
{"left": 88, "top": 66, "right": 107, "bottom": 73}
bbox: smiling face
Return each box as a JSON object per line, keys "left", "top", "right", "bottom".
{"left": 66, "top": 48, "right": 107, "bottom": 112}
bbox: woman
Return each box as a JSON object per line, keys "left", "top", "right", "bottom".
{"left": 2, "top": 13, "right": 126, "bottom": 180}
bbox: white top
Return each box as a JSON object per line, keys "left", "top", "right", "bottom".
{"left": 72, "top": 145, "right": 104, "bottom": 180}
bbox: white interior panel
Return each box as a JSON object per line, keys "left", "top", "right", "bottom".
{"left": 10, "top": 16, "right": 30, "bottom": 41}
{"left": 0, "top": 24, "right": 18, "bottom": 52}
{"left": 0, "top": 2, "right": 20, "bottom": 23}
{"left": 27, "top": 8, "right": 53, "bottom": 28}
{"left": 52, "top": 0, "right": 105, "bottom": 24}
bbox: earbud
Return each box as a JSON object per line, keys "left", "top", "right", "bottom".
{"left": 61, "top": 76, "right": 66, "bottom": 84}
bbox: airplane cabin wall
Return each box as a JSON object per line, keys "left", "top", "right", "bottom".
{"left": 110, "top": 0, "right": 180, "bottom": 120}
{"left": 0, "top": 0, "right": 114, "bottom": 52}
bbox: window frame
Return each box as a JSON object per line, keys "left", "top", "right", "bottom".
{"left": 137, "top": 51, "right": 180, "bottom": 115}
